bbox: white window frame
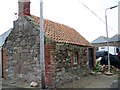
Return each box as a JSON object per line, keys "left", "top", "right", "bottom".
{"left": 74, "top": 52, "right": 78, "bottom": 64}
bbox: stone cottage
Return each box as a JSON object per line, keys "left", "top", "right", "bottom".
{"left": 2, "top": 0, "right": 95, "bottom": 88}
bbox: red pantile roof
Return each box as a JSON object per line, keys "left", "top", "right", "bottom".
{"left": 31, "top": 15, "right": 91, "bottom": 46}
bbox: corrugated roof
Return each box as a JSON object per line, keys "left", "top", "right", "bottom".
{"left": 91, "top": 36, "right": 108, "bottom": 44}
{"left": 30, "top": 15, "right": 91, "bottom": 46}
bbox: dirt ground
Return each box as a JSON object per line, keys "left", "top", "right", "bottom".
{"left": 58, "top": 73, "right": 118, "bottom": 88}
{"left": 2, "top": 73, "right": 119, "bottom": 89}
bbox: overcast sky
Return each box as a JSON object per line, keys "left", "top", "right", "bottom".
{"left": 0, "top": 0, "right": 119, "bottom": 42}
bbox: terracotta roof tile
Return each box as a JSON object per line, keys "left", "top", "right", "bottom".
{"left": 31, "top": 15, "right": 91, "bottom": 46}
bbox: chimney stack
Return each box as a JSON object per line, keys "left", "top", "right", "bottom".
{"left": 18, "top": 0, "right": 31, "bottom": 16}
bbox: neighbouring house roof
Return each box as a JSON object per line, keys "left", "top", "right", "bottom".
{"left": 0, "top": 28, "right": 12, "bottom": 47}
{"left": 29, "top": 15, "right": 91, "bottom": 46}
{"left": 91, "top": 36, "right": 108, "bottom": 44}
{"left": 108, "top": 34, "right": 120, "bottom": 42}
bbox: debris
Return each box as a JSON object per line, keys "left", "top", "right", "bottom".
{"left": 30, "top": 81, "right": 38, "bottom": 87}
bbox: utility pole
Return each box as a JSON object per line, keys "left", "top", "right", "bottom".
{"left": 40, "top": 0, "right": 46, "bottom": 89}
{"left": 105, "top": 8, "right": 110, "bottom": 73}
{"left": 105, "top": 5, "right": 117, "bottom": 75}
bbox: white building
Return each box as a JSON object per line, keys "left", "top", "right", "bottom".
{"left": 98, "top": 46, "right": 117, "bottom": 55}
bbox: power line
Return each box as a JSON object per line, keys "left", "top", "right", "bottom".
{"left": 78, "top": 0, "right": 117, "bottom": 33}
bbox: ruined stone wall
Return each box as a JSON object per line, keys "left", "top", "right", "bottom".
{"left": 3, "top": 17, "right": 42, "bottom": 85}
{"left": 2, "top": 17, "right": 94, "bottom": 88}
{"left": 3, "top": 17, "right": 57, "bottom": 87}
{"left": 54, "top": 43, "right": 91, "bottom": 87}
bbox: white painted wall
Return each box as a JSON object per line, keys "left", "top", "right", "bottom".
{"left": 98, "top": 46, "right": 117, "bottom": 55}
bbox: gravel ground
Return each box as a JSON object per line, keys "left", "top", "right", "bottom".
{"left": 2, "top": 73, "right": 119, "bottom": 89}
{"left": 58, "top": 73, "right": 118, "bottom": 88}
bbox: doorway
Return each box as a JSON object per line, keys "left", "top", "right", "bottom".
{"left": 88, "top": 48, "right": 94, "bottom": 70}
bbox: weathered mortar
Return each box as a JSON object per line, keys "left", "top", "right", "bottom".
{"left": 3, "top": 17, "right": 56, "bottom": 87}
{"left": 54, "top": 43, "right": 91, "bottom": 87}
{"left": 3, "top": 17, "right": 41, "bottom": 84}
{"left": 2, "top": 16, "right": 94, "bottom": 88}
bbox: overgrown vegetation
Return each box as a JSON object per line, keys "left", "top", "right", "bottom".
{"left": 94, "top": 61, "right": 104, "bottom": 75}
{"left": 94, "top": 61, "right": 119, "bottom": 75}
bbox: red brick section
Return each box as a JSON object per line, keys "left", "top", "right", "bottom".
{"left": 24, "top": 2, "right": 30, "bottom": 16}
{"left": 31, "top": 15, "right": 91, "bottom": 47}
{"left": 44, "top": 43, "right": 55, "bottom": 87}
{"left": 2, "top": 48, "right": 7, "bottom": 78}
{"left": 18, "top": 0, "right": 30, "bottom": 16}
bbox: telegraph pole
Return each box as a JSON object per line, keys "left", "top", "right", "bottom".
{"left": 105, "top": 8, "right": 110, "bottom": 73}
{"left": 105, "top": 5, "right": 117, "bottom": 75}
{"left": 40, "top": 0, "right": 46, "bottom": 89}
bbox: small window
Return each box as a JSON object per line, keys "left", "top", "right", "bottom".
{"left": 74, "top": 52, "right": 78, "bottom": 64}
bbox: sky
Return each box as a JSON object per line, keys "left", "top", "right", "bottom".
{"left": 0, "top": 0, "right": 119, "bottom": 42}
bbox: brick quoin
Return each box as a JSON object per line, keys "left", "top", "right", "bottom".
{"left": 2, "top": 48, "right": 7, "bottom": 78}
{"left": 44, "top": 44, "right": 55, "bottom": 87}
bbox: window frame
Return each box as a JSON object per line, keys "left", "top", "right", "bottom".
{"left": 73, "top": 51, "right": 78, "bottom": 64}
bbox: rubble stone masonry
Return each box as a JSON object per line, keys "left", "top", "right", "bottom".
{"left": 2, "top": 17, "right": 94, "bottom": 88}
